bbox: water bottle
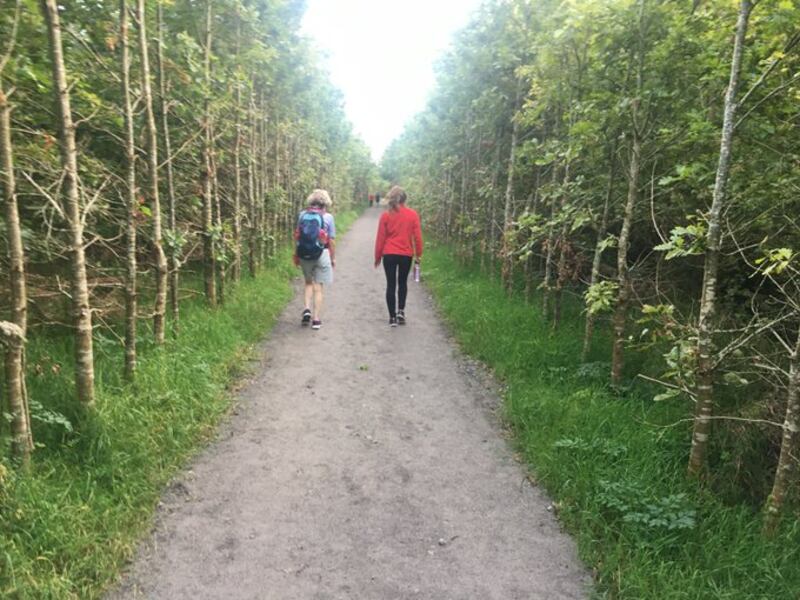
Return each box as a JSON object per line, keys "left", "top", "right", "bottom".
{"left": 413, "top": 262, "right": 420, "bottom": 283}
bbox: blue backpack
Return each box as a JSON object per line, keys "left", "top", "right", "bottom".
{"left": 296, "top": 210, "right": 326, "bottom": 260}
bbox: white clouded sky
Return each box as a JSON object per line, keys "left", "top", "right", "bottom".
{"left": 301, "top": 0, "right": 483, "bottom": 161}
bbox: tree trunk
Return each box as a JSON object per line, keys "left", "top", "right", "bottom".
{"left": 610, "top": 134, "right": 640, "bottom": 385}
{"left": 688, "top": 0, "right": 752, "bottom": 477}
{"left": 211, "top": 131, "right": 224, "bottom": 304}
{"left": 553, "top": 163, "right": 572, "bottom": 330}
{"left": 270, "top": 118, "right": 279, "bottom": 258}
{"left": 524, "top": 168, "right": 541, "bottom": 303}
{"left": 40, "top": 0, "right": 95, "bottom": 407}
{"left": 764, "top": 324, "right": 800, "bottom": 533}
{"left": 231, "top": 13, "right": 242, "bottom": 282}
{"left": 273, "top": 119, "right": 282, "bottom": 251}
{"left": 611, "top": 0, "right": 646, "bottom": 386}
{"left": 458, "top": 124, "right": 469, "bottom": 258}
{"left": 443, "top": 167, "right": 452, "bottom": 242}
{"left": 120, "top": 0, "right": 137, "bottom": 380}
{"left": 488, "top": 142, "right": 501, "bottom": 278}
{"left": 258, "top": 94, "right": 268, "bottom": 264}
{"left": 1, "top": 85, "right": 33, "bottom": 465}
{"left": 501, "top": 87, "right": 521, "bottom": 293}
{"left": 0, "top": 322, "right": 28, "bottom": 464}
{"left": 247, "top": 88, "right": 258, "bottom": 277}
{"left": 202, "top": 0, "right": 217, "bottom": 307}
{"left": 582, "top": 151, "right": 616, "bottom": 361}
{"left": 542, "top": 165, "right": 559, "bottom": 319}
{"left": 136, "top": 0, "right": 167, "bottom": 344}
{"left": 156, "top": 1, "right": 179, "bottom": 336}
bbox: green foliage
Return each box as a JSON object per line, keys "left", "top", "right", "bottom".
{"left": 755, "top": 247, "right": 794, "bottom": 277}
{"left": 0, "top": 259, "right": 294, "bottom": 598}
{"left": 424, "top": 248, "right": 800, "bottom": 600}
{"left": 584, "top": 280, "right": 619, "bottom": 315}
{"left": 595, "top": 480, "right": 696, "bottom": 534}
{"left": 654, "top": 222, "right": 708, "bottom": 260}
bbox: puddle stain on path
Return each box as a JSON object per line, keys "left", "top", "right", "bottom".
{"left": 109, "top": 210, "right": 589, "bottom": 599}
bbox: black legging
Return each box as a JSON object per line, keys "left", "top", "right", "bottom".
{"left": 382, "top": 254, "right": 413, "bottom": 318}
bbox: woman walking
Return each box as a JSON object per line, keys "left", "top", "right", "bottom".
{"left": 374, "top": 186, "right": 423, "bottom": 326}
{"left": 294, "top": 189, "right": 336, "bottom": 330}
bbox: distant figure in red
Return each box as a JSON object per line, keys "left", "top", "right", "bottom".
{"left": 374, "top": 185, "right": 423, "bottom": 327}
{"left": 369, "top": 193, "right": 375, "bottom": 207}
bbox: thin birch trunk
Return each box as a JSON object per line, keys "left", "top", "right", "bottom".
{"left": 1, "top": 80, "right": 33, "bottom": 465}
{"left": 231, "top": 14, "right": 242, "bottom": 281}
{"left": 286, "top": 132, "right": 294, "bottom": 237}
{"left": 156, "top": 1, "right": 179, "bottom": 336}
{"left": 247, "top": 88, "right": 258, "bottom": 276}
{"left": 470, "top": 128, "right": 483, "bottom": 262}
{"left": 582, "top": 151, "right": 616, "bottom": 361}
{"left": 611, "top": 0, "right": 646, "bottom": 386}
{"left": 459, "top": 124, "right": 469, "bottom": 257}
{"left": 502, "top": 86, "right": 521, "bottom": 293}
{"left": 202, "top": 0, "right": 217, "bottom": 306}
{"left": 270, "top": 119, "right": 279, "bottom": 258}
{"left": 688, "top": 0, "right": 752, "bottom": 476}
{"left": 542, "top": 165, "right": 559, "bottom": 319}
{"left": 0, "top": 322, "right": 28, "bottom": 463}
{"left": 40, "top": 0, "right": 95, "bottom": 407}
{"left": 488, "top": 143, "right": 500, "bottom": 277}
{"left": 120, "top": 0, "right": 137, "bottom": 380}
{"left": 553, "top": 162, "right": 573, "bottom": 330}
{"left": 443, "top": 167, "right": 452, "bottom": 242}
{"left": 524, "top": 168, "right": 541, "bottom": 302}
{"left": 258, "top": 95, "right": 267, "bottom": 264}
{"left": 764, "top": 324, "right": 800, "bottom": 533}
{"left": 136, "top": 0, "right": 167, "bottom": 344}
{"left": 611, "top": 134, "right": 640, "bottom": 385}
{"left": 211, "top": 132, "right": 224, "bottom": 304}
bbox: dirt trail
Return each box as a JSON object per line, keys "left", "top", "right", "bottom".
{"left": 110, "top": 209, "right": 589, "bottom": 599}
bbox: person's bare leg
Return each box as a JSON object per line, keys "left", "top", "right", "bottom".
{"left": 313, "top": 283, "right": 324, "bottom": 321}
{"left": 304, "top": 282, "right": 313, "bottom": 311}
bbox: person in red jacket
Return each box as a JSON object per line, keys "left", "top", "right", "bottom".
{"left": 374, "top": 186, "right": 423, "bottom": 326}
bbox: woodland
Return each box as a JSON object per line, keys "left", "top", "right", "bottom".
{"left": 1, "top": 0, "right": 799, "bottom": 597}
{"left": 383, "top": 0, "right": 800, "bottom": 595}
{"left": 0, "top": 0, "right": 375, "bottom": 595}
{"left": 0, "top": 0, "right": 374, "bottom": 455}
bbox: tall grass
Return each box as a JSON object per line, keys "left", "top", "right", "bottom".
{"left": 424, "top": 248, "right": 800, "bottom": 600}
{"left": 0, "top": 208, "right": 362, "bottom": 598}
{"left": 0, "top": 258, "right": 297, "bottom": 598}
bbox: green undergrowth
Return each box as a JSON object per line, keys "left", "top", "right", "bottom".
{"left": 0, "top": 209, "right": 361, "bottom": 599}
{"left": 424, "top": 247, "right": 800, "bottom": 600}
{"left": 0, "top": 255, "right": 297, "bottom": 599}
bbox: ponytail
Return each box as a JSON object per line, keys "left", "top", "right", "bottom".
{"left": 385, "top": 185, "right": 407, "bottom": 212}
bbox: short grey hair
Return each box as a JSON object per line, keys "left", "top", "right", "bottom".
{"left": 307, "top": 189, "right": 332, "bottom": 209}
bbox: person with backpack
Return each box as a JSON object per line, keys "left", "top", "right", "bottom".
{"left": 293, "top": 189, "right": 336, "bottom": 330}
{"left": 374, "top": 186, "right": 423, "bottom": 327}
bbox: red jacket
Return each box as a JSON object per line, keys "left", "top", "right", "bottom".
{"left": 374, "top": 205, "right": 423, "bottom": 262}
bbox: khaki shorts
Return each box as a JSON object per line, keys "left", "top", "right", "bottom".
{"left": 300, "top": 249, "right": 333, "bottom": 285}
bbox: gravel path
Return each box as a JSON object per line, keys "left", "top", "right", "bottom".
{"left": 110, "top": 209, "right": 589, "bottom": 599}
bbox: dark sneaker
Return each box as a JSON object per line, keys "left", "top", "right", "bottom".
{"left": 311, "top": 319, "right": 322, "bottom": 330}
{"left": 301, "top": 309, "right": 311, "bottom": 326}
{"left": 389, "top": 317, "right": 398, "bottom": 327}
{"left": 397, "top": 310, "right": 406, "bottom": 325}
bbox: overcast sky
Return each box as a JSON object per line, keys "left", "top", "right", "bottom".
{"left": 301, "top": 0, "right": 483, "bottom": 162}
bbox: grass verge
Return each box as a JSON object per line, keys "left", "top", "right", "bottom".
{"left": 0, "top": 256, "right": 298, "bottom": 599}
{"left": 423, "top": 248, "right": 800, "bottom": 600}
{"left": 0, "top": 208, "right": 362, "bottom": 599}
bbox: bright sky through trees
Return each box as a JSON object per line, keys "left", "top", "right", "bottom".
{"left": 301, "top": 0, "right": 483, "bottom": 161}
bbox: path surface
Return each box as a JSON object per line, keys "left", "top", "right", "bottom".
{"left": 110, "top": 210, "right": 589, "bottom": 599}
